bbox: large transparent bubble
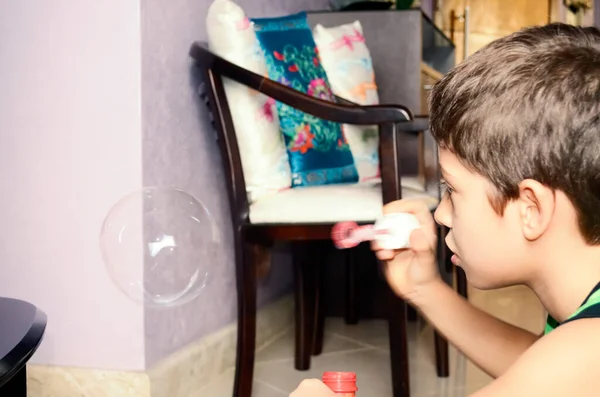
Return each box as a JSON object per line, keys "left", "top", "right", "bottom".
{"left": 100, "top": 187, "right": 218, "bottom": 307}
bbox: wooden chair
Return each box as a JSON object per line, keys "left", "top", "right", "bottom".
{"left": 190, "top": 42, "right": 458, "bottom": 397}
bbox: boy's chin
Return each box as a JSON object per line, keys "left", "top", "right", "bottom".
{"left": 461, "top": 268, "right": 515, "bottom": 291}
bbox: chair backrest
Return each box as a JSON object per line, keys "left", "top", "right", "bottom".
{"left": 191, "top": 43, "right": 416, "bottom": 223}
{"left": 191, "top": 10, "right": 454, "bottom": 221}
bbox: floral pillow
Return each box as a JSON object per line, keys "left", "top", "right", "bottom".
{"left": 206, "top": 0, "right": 292, "bottom": 202}
{"left": 313, "top": 20, "right": 381, "bottom": 184}
{"left": 251, "top": 12, "right": 358, "bottom": 188}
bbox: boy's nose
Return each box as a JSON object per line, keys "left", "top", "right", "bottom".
{"left": 434, "top": 198, "right": 452, "bottom": 228}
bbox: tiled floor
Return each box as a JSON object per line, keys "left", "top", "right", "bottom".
{"left": 203, "top": 285, "right": 545, "bottom": 396}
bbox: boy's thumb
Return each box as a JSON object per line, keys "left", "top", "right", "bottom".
{"left": 409, "top": 228, "right": 435, "bottom": 262}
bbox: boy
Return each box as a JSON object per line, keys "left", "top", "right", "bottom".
{"left": 290, "top": 22, "right": 600, "bottom": 396}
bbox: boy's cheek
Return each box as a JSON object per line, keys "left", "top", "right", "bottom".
{"left": 444, "top": 230, "right": 459, "bottom": 252}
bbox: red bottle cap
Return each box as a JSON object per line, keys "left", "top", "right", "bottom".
{"left": 322, "top": 372, "right": 358, "bottom": 393}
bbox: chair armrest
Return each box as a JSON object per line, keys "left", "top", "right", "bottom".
{"left": 393, "top": 116, "right": 428, "bottom": 133}
{"left": 333, "top": 95, "right": 359, "bottom": 107}
{"left": 190, "top": 42, "right": 422, "bottom": 127}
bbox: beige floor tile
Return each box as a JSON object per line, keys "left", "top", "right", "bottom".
{"left": 256, "top": 329, "right": 368, "bottom": 363}
{"left": 252, "top": 380, "right": 289, "bottom": 397}
{"left": 239, "top": 283, "right": 544, "bottom": 396}
{"left": 325, "top": 318, "right": 391, "bottom": 350}
{"left": 199, "top": 369, "right": 235, "bottom": 397}
{"left": 200, "top": 368, "right": 287, "bottom": 397}
{"left": 255, "top": 347, "right": 471, "bottom": 397}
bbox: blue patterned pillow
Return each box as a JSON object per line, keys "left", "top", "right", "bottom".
{"left": 251, "top": 12, "right": 359, "bottom": 187}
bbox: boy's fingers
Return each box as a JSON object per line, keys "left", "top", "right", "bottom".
{"left": 374, "top": 249, "right": 395, "bottom": 261}
{"left": 372, "top": 229, "right": 435, "bottom": 261}
{"left": 382, "top": 198, "right": 436, "bottom": 231}
{"left": 289, "top": 379, "right": 335, "bottom": 397}
{"left": 375, "top": 230, "right": 435, "bottom": 257}
{"left": 409, "top": 229, "right": 436, "bottom": 261}
{"left": 371, "top": 240, "right": 395, "bottom": 260}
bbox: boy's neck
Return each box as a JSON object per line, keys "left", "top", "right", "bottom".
{"left": 529, "top": 243, "right": 600, "bottom": 323}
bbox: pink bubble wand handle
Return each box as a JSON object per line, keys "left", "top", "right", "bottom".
{"left": 331, "top": 213, "right": 420, "bottom": 250}
{"left": 331, "top": 222, "right": 384, "bottom": 249}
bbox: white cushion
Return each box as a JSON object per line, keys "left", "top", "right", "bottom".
{"left": 249, "top": 184, "right": 439, "bottom": 224}
{"left": 400, "top": 175, "right": 425, "bottom": 192}
{"left": 205, "top": 0, "right": 292, "bottom": 202}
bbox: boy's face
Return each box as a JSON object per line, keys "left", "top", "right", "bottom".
{"left": 434, "top": 149, "right": 529, "bottom": 289}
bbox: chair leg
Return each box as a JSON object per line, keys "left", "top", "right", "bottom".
{"left": 293, "top": 242, "right": 314, "bottom": 370}
{"left": 344, "top": 248, "right": 359, "bottom": 325}
{"left": 388, "top": 289, "right": 410, "bottom": 397}
{"left": 434, "top": 330, "right": 449, "bottom": 377}
{"left": 233, "top": 238, "right": 257, "bottom": 397}
{"left": 407, "top": 305, "right": 418, "bottom": 322}
{"left": 456, "top": 267, "right": 469, "bottom": 299}
{"left": 434, "top": 224, "right": 451, "bottom": 378}
{"left": 311, "top": 241, "right": 327, "bottom": 356}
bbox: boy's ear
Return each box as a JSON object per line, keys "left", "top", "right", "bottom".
{"left": 517, "top": 179, "right": 556, "bottom": 241}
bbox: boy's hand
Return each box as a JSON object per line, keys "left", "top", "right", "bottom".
{"left": 372, "top": 199, "right": 442, "bottom": 304}
{"left": 289, "top": 379, "right": 335, "bottom": 397}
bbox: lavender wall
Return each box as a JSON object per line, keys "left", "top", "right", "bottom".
{"left": 0, "top": 0, "right": 330, "bottom": 372}
{"left": 420, "top": 0, "right": 434, "bottom": 18}
{"left": 141, "top": 0, "right": 330, "bottom": 368}
{"left": 0, "top": 0, "right": 145, "bottom": 371}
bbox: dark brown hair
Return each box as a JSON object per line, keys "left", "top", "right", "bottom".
{"left": 430, "top": 23, "right": 600, "bottom": 244}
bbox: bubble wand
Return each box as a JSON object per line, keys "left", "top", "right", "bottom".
{"left": 331, "top": 213, "right": 420, "bottom": 250}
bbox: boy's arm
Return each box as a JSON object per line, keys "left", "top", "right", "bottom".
{"left": 471, "top": 319, "right": 600, "bottom": 397}
{"left": 415, "top": 280, "right": 541, "bottom": 378}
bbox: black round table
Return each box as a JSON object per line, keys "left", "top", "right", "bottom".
{"left": 0, "top": 298, "right": 47, "bottom": 397}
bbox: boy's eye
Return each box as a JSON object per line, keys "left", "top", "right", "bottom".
{"left": 439, "top": 180, "right": 454, "bottom": 197}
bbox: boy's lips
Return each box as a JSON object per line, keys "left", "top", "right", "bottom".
{"left": 445, "top": 238, "right": 461, "bottom": 265}
{"left": 451, "top": 254, "right": 461, "bottom": 266}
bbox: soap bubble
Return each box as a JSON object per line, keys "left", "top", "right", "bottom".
{"left": 100, "top": 187, "right": 218, "bottom": 307}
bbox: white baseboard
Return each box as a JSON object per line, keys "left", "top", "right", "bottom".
{"left": 26, "top": 294, "right": 293, "bottom": 397}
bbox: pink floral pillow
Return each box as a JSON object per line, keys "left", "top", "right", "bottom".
{"left": 314, "top": 21, "right": 381, "bottom": 184}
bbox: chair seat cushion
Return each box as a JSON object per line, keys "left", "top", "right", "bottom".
{"left": 249, "top": 183, "right": 439, "bottom": 224}
{"left": 398, "top": 175, "right": 424, "bottom": 192}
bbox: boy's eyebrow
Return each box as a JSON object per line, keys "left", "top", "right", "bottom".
{"left": 440, "top": 166, "right": 455, "bottom": 181}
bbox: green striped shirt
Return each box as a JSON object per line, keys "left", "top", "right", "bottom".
{"left": 545, "top": 282, "right": 600, "bottom": 334}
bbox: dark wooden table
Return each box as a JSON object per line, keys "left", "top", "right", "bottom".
{"left": 0, "top": 298, "right": 47, "bottom": 397}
